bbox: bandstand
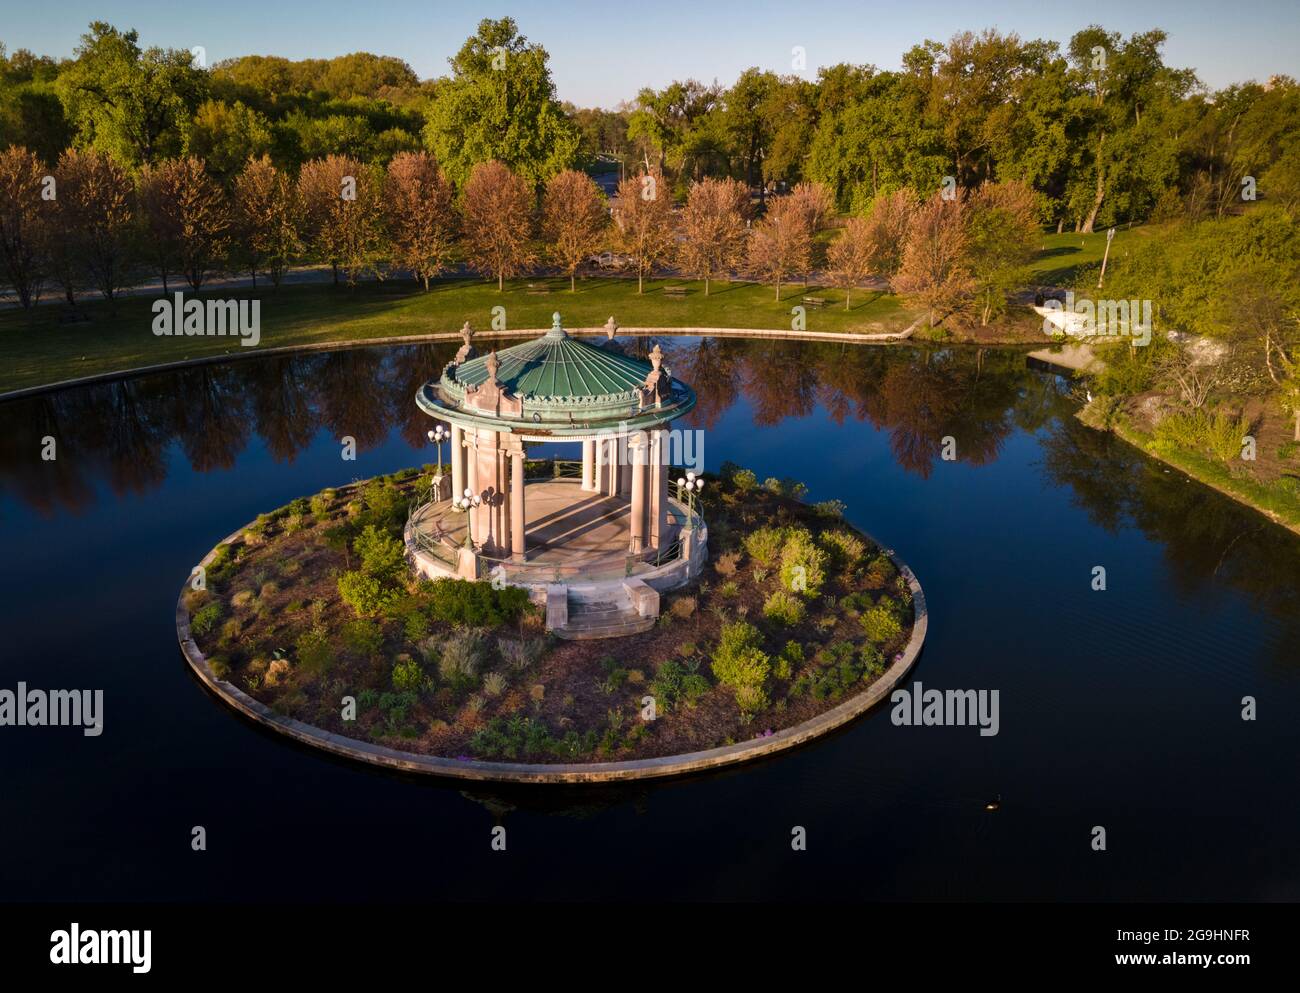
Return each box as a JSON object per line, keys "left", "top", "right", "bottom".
{"left": 407, "top": 314, "right": 707, "bottom": 637}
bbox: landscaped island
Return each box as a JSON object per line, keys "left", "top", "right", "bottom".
{"left": 178, "top": 463, "right": 921, "bottom": 776}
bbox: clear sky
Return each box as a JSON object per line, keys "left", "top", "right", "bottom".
{"left": 2, "top": 0, "right": 1296, "bottom": 107}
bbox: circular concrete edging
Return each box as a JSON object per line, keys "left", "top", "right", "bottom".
{"left": 177, "top": 513, "right": 927, "bottom": 784}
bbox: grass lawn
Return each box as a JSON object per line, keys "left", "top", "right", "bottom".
{"left": 0, "top": 275, "right": 911, "bottom": 395}
{"left": 1028, "top": 224, "right": 1164, "bottom": 286}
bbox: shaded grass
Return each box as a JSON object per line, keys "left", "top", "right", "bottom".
{"left": 0, "top": 276, "right": 912, "bottom": 394}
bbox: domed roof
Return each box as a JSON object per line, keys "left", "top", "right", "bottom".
{"left": 453, "top": 315, "right": 650, "bottom": 399}
{"left": 416, "top": 314, "right": 696, "bottom": 437}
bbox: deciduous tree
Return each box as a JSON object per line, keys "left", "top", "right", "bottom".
{"left": 965, "top": 180, "right": 1041, "bottom": 325}
{"left": 53, "top": 147, "right": 134, "bottom": 303}
{"left": 0, "top": 145, "right": 52, "bottom": 308}
{"left": 746, "top": 194, "right": 810, "bottom": 301}
{"left": 234, "top": 155, "right": 301, "bottom": 289}
{"left": 612, "top": 170, "right": 673, "bottom": 294}
{"left": 137, "top": 157, "right": 231, "bottom": 291}
{"left": 678, "top": 176, "right": 749, "bottom": 295}
{"left": 461, "top": 159, "right": 535, "bottom": 290}
{"left": 384, "top": 151, "right": 456, "bottom": 291}
{"left": 542, "top": 168, "right": 606, "bottom": 291}
{"left": 893, "top": 192, "right": 974, "bottom": 329}
{"left": 298, "top": 154, "right": 383, "bottom": 287}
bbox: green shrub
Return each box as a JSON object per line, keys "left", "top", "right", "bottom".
{"left": 821, "top": 529, "right": 867, "bottom": 566}
{"left": 711, "top": 621, "right": 771, "bottom": 715}
{"left": 338, "top": 570, "right": 400, "bottom": 617}
{"left": 310, "top": 492, "right": 333, "bottom": 520}
{"left": 191, "top": 601, "right": 223, "bottom": 637}
{"left": 763, "top": 590, "right": 806, "bottom": 626}
{"left": 778, "top": 528, "right": 828, "bottom": 597}
{"left": 354, "top": 524, "right": 406, "bottom": 584}
{"left": 209, "top": 656, "right": 231, "bottom": 680}
{"left": 295, "top": 625, "right": 333, "bottom": 674}
{"left": 648, "top": 659, "right": 711, "bottom": 713}
{"left": 403, "top": 609, "right": 431, "bottom": 642}
{"left": 1152, "top": 409, "right": 1249, "bottom": 465}
{"left": 775, "top": 640, "right": 805, "bottom": 680}
{"left": 342, "top": 618, "right": 385, "bottom": 657}
{"left": 861, "top": 604, "right": 903, "bottom": 646}
{"left": 392, "top": 655, "right": 429, "bottom": 693}
{"left": 733, "top": 468, "right": 758, "bottom": 492}
{"left": 743, "top": 526, "right": 786, "bottom": 567}
{"left": 426, "top": 578, "right": 531, "bottom": 626}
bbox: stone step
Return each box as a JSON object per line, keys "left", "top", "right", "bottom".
{"left": 554, "top": 599, "right": 656, "bottom": 640}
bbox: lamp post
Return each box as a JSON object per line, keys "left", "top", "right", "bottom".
{"left": 452, "top": 487, "right": 482, "bottom": 549}
{"left": 676, "top": 471, "right": 705, "bottom": 528}
{"left": 426, "top": 425, "right": 448, "bottom": 501}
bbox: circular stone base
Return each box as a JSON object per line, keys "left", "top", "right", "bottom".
{"left": 177, "top": 513, "right": 927, "bottom": 784}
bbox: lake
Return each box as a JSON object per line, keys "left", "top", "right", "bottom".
{"left": 1, "top": 336, "right": 1297, "bottom": 901}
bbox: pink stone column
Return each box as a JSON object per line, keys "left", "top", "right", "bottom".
{"left": 510, "top": 445, "right": 526, "bottom": 562}
{"left": 649, "top": 428, "right": 667, "bottom": 549}
{"left": 629, "top": 435, "right": 647, "bottom": 554}
{"left": 581, "top": 439, "right": 596, "bottom": 491}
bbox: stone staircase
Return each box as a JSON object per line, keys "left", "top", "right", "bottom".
{"left": 551, "top": 578, "right": 660, "bottom": 640}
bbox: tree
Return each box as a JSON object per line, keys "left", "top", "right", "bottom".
{"left": 384, "top": 151, "right": 456, "bottom": 291}
{"left": 53, "top": 148, "right": 134, "bottom": 303}
{"left": 185, "top": 100, "right": 273, "bottom": 183}
{"left": 541, "top": 169, "right": 606, "bottom": 291}
{"left": 298, "top": 155, "right": 384, "bottom": 287}
{"left": 135, "top": 162, "right": 182, "bottom": 292}
{"left": 678, "top": 176, "right": 749, "bottom": 295}
{"left": 858, "top": 187, "right": 917, "bottom": 285}
{"left": 0, "top": 146, "right": 51, "bottom": 308}
{"left": 137, "top": 157, "right": 231, "bottom": 291}
{"left": 893, "top": 192, "right": 974, "bottom": 329}
{"left": 611, "top": 170, "right": 673, "bottom": 294}
{"left": 826, "top": 216, "right": 874, "bottom": 309}
{"left": 747, "top": 194, "right": 811, "bottom": 301}
{"left": 234, "top": 155, "right": 301, "bottom": 289}
{"left": 461, "top": 159, "right": 535, "bottom": 291}
{"left": 421, "top": 18, "right": 580, "bottom": 187}
{"left": 55, "top": 22, "right": 208, "bottom": 166}
{"left": 965, "top": 180, "right": 1041, "bottom": 325}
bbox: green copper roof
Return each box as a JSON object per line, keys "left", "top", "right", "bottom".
{"left": 417, "top": 313, "right": 696, "bottom": 437}
{"left": 452, "top": 315, "right": 650, "bottom": 399}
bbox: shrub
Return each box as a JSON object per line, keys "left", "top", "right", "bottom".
{"left": 482, "top": 672, "right": 507, "bottom": 697}
{"left": 861, "top": 604, "right": 903, "bottom": 646}
{"left": 1152, "top": 409, "right": 1250, "bottom": 465}
{"left": 439, "top": 627, "right": 490, "bottom": 686}
{"left": 648, "top": 659, "right": 711, "bottom": 713}
{"left": 403, "top": 609, "right": 431, "bottom": 642}
{"left": 763, "top": 590, "right": 806, "bottom": 626}
{"left": 719, "top": 580, "right": 740, "bottom": 598}
{"left": 295, "top": 625, "right": 333, "bottom": 674}
{"left": 231, "top": 589, "right": 255, "bottom": 610}
{"left": 711, "top": 621, "right": 771, "bottom": 714}
{"left": 310, "top": 492, "right": 332, "bottom": 520}
{"left": 821, "top": 529, "right": 867, "bottom": 567}
{"left": 426, "top": 579, "right": 531, "bottom": 626}
{"left": 342, "top": 618, "right": 385, "bottom": 657}
{"left": 209, "top": 656, "right": 232, "bottom": 680}
{"left": 354, "top": 524, "right": 406, "bottom": 583}
{"left": 498, "top": 637, "right": 546, "bottom": 672}
{"left": 733, "top": 468, "right": 758, "bottom": 492}
{"left": 775, "top": 640, "right": 805, "bottom": 680}
{"left": 813, "top": 499, "right": 847, "bottom": 518}
{"left": 715, "top": 551, "right": 742, "bottom": 576}
{"left": 669, "top": 596, "right": 697, "bottom": 620}
{"left": 392, "top": 655, "right": 428, "bottom": 693}
{"left": 265, "top": 658, "right": 292, "bottom": 687}
{"left": 778, "top": 528, "right": 828, "bottom": 597}
{"left": 191, "top": 601, "right": 223, "bottom": 637}
{"left": 863, "top": 553, "right": 896, "bottom": 589}
{"left": 743, "top": 526, "right": 786, "bottom": 567}
{"left": 338, "top": 570, "right": 400, "bottom": 617}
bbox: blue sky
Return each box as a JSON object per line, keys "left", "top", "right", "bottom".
{"left": 2, "top": 0, "right": 1296, "bottom": 107}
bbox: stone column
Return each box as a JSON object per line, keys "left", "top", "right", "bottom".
{"left": 604, "top": 438, "right": 619, "bottom": 498}
{"left": 510, "top": 444, "right": 526, "bottom": 562}
{"left": 594, "top": 435, "right": 606, "bottom": 495}
{"left": 495, "top": 444, "right": 509, "bottom": 556}
{"left": 629, "top": 435, "right": 647, "bottom": 554}
{"left": 450, "top": 424, "right": 465, "bottom": 502}
{"left": 649, "top": 428, "right": 667, "bottom": 549}
{"left": 581, "top": 439, "right": 595, "bottom": 491}
{"left": 471, "top": 428, "right": 498, "bottom": 551}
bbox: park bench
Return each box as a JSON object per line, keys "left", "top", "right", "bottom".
{"left": 663, "top": 285, "right": 688, "bottom": 298}
{"left": 526, "top": 283, "right": 551, "bottom": 295}
{"left": 802, "top": 296, "right": 828, "bottom": 309}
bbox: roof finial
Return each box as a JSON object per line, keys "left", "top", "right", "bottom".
{"left": 604, "top": 316, "right": 618, "bottom": 341}
{"left": 547, "top": 312, "right": 567, "bottom": 339}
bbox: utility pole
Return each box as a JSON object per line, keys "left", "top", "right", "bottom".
{"left": 1097, "top": 227, "right": 1116, "bottom": 289}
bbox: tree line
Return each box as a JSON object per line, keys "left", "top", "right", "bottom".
{"left": 0, "top": 138, "right": 1046, "bottom": 330}
{"left": 2, "top": 17, "right": 1297, "bottom": 234}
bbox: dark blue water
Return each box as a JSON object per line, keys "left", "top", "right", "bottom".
{"left": 1, "top": 339, "right": 1296, "bottom": 901}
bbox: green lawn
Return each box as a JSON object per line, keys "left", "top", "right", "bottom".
{"left": 1027, "top": 224, "right": 1163, "bottom": 286}
{"left": 0, "top": 275, "right": 910, "bottom": 395}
